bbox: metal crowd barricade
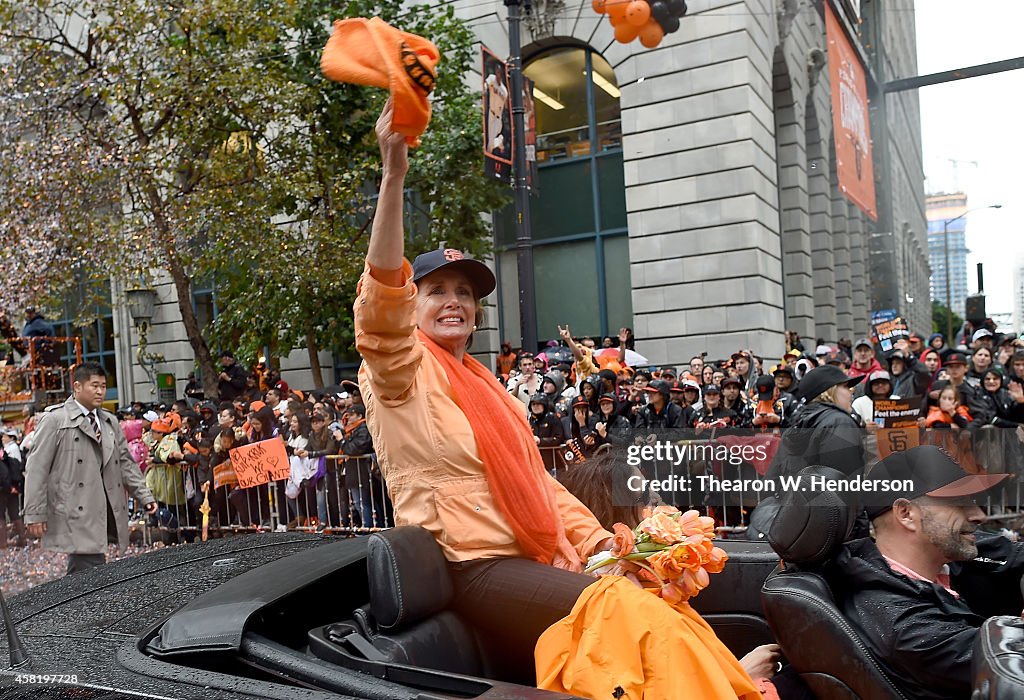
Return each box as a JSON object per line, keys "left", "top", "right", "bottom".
{"left": 133, "top": 455, "right": 396, "bottom": 542}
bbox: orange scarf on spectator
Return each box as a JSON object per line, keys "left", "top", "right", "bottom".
{"left": 344, "top": 417, "right": 366, "bottom": 437}
{"left": 417, "top": 330, "right": 579, "bottom": 570}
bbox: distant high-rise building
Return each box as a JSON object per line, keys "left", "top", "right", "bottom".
{"left": 927, "top": 193, "right": 970, "bottom": 318}
{"left": 1014, "top": 255, "right": 1024, "bottom": 334}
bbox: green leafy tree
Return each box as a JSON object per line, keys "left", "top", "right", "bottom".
{"left": 932, "top": 300, "right": 963, "bottom": 337}
{"left": 206, "top": 0, "right": 506, "bottom": 386}
{"left": 0, "top": 0, "right": 505, "bottom": 392}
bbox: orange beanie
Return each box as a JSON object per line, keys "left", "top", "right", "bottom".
{"left": 321, "top": 17, "right": 440, "bottom": 146}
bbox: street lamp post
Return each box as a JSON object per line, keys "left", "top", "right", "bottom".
{"left": 942, "top": 204, "right": 1002, "bottom": 342}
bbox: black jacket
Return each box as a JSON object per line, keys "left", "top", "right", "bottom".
{"left": 829, "top": 535, "right": 1024, "bottom": 700}
{"left": 975, "top": 388, "right": 1022, "bottom": 427}
{"left": 0, "top": 450, "right": 23, "bottom": 492}
{"left": 561, "top": 413, "right": 600, "bottom": 456}
{"left": 635, "top": 400, "right": 683, "bottom": 431}
{"left": 595, "top": 407, "right": 632, "bottom": 447}
{"left": 689, "top": 405, "right": 738, "bottom": 429}
{"left": 890, "top": 354, "right": 932, "bottom": 398}
{"left": 217, "top": 362, "right": 249, "bottom": 402}
{"left": 341, "top": 422, "right": 373, "bottom": 488}
{"left": 530, "top": 411, "right": 565, "bottom": 448}
{"left": 766, "top": 401, "right": 864, "bottom": 479}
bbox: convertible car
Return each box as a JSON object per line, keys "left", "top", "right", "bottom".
{"left": 0, "top": 526, "right": 1021, "bottom": 699}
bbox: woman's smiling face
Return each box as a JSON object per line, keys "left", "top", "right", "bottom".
{"left": 416, "top": 271, "right": 477, "bottom": 355}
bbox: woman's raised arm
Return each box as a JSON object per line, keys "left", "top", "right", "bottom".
{"left": 366, "top": 99, "right": 409, "bottom": 272}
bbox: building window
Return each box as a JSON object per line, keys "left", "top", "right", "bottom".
{"left": 52, "top": 282, "right": 117, "bottom": 401}
{"left": 192, "top": 282, "right": 220, "bottom": 335}
{"left": 494, "top": 46, "right": 631, "bottom": 346}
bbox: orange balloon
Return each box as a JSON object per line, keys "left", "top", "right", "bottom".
{"left": 592, "top": 0, "right": 607, "bottom": 14}
{"left": 626, "top": 0, "right": 651, "bottom": 27}
{"left": 639, "top": 18, "right": 664, "bottom": 47}
{"left": 606, "top": 0, "right": 628, "bottom": 23}
{"left": 614, "top": 20, "right": 640, "bottom": 43}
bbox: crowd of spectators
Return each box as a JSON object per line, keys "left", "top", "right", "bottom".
{"left": 2, "top": 319, "right": 1022, "bottom": 545}
{"left": 499, "top": 323, "right": 1024, "bottom": 466}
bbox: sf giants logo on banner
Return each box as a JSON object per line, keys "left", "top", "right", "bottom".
{"left": 826, "top": 3, "right": 877, "bottom": 220}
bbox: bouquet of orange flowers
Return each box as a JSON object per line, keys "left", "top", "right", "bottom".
{"left": 585, "top": 505, "right": 728, "bottom": 604}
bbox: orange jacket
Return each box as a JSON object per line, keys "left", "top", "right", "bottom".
{"left": 925, "top": 405, "right": 971, "bottom": 428}
{"left": 536, "top": 576, "right": 761, "bottom": 699}
{"left": 354, "top": 261, "right": 611, "bottom": 563}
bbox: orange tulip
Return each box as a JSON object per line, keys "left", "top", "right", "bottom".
{"left": 705, "top": 546, "right": 729, "bottom": 574}
{"left": 661, "top": 580, "right": 685, "bottom": 604}
{"left": 610, "top": 522, "right": 636, "bottom": 557}
{"left": 639, "top": 511, "right": 684, "bottom": 544}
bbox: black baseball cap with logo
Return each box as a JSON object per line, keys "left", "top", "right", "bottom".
{"left": 644, "top": 379, "right": 672, "bottom": 397}
{"left": 865, "top": 445, "right": 1007, "bottom": 518}
{"left": 944, "top": 351, "right": 968, "bottom": 366}
{"left": 412, "top": 248, "right": 496, "bottom": 298}
{"left": 795, "top": 365, "right": 863, "bottom": 401}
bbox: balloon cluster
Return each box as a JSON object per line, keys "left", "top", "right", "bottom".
{"left": 593, "top": 0, "right": 688, "bottom": 48}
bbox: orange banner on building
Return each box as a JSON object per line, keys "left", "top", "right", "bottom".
{"left": 826, "top": 3, "right": 877, "bottom": 220}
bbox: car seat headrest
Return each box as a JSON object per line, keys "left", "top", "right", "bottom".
{"left": 767, "top": 465, "right": 857, "bottom": 564}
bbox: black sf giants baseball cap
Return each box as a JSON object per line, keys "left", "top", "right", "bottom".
{"left": 412, "top": 248, "right": 496, "bottom": 298}
{"left": 864, "top": 445, "right": 1008, "bottom": 518}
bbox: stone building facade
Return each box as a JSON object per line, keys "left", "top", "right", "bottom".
{"left": 469, "top": 0, "right": 930, "bottom": 365}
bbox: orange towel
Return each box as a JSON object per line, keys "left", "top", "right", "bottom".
{"left": 320, "top": 17, "right": 440, "bottom": 146}
{"left": 536, "top": 576, "right": 762, "bottom": 699}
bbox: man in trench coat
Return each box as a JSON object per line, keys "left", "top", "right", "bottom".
{"left": 23, "top": 361, "right": 158, "bottom": 574}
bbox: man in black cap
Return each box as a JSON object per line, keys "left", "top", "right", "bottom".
{"left": 830, "top": 445, "right": 1021, "bottom": 699}
{"left": 635, "top": 379, "right": 682, "bottom": 431}
{"left": 926, "top": 351, "right": 987, "bottom": 420}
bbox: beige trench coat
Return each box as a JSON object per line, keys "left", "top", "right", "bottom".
{"left": 23, "top": 397, "right": 155, "bottom": 554}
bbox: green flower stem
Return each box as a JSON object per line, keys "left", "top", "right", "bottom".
{"left": 584, "top": 549, "right": 662, "bottom": 573}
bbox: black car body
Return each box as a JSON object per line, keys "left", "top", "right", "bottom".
{"left": 0, "top": 534, "right": 780, "bottom": 699}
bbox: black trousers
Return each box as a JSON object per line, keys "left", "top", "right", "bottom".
{"left": 66, "top": 552, "right": 105, "bottom": 575}
{"left": 447, "top": 557, "right": 593, "bottom": 685}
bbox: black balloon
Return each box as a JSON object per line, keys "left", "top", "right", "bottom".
{"left": 667, "top": 0, "right": 687, "bottom": 16}
{"left": 650, "top": 0, "right": 670, "bottom": 23}
{"left": 663, "top": 14, "right": 680, "bottom": 32}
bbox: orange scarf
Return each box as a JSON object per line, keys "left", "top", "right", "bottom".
{"left": 417, "top": 330, "right": 579, "bottom": 570}
{"left": 344, "top": 417, "right": 367, "bottom": 437}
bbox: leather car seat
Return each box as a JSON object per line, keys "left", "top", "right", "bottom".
{"left": 972, "top": 616, "right": 1024, "bottom": 699}
{"left": 355, "top": 526, "right": 486, "bottom": 677}
{"left": 760, "top": 465, "right": 909, "bottom": 700}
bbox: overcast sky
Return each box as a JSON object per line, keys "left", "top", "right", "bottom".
{"left": 914, "top": 0, "right": 1024, "bottom": 317}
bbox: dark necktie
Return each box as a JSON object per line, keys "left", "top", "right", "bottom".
{"left": 87, "top": 411, "right": 101, "bottom": 442}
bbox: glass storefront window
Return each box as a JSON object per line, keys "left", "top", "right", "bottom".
{"left": 495, "top": 45, "right": 632, "bottom": 345}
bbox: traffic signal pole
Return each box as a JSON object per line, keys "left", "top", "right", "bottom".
{"left": 504, "top": 0, "right": 538, "bottom": 354}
